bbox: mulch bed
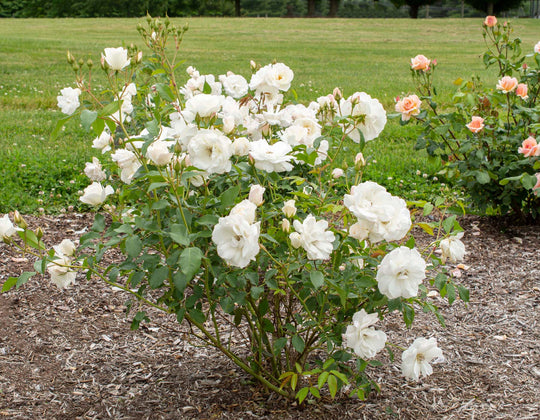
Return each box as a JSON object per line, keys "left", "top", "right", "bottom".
{"left": 0, "top": 213, "right": 539, "bottom": 419}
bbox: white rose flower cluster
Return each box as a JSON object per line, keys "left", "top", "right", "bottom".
{"left": 344, "top": 181, "right": 411, "bottom": 244}
{"left": 47, "top": 239, "right": 77, "bottom": 289}
{"left": 212, "top": 200, "right": 260, "bottom": 268}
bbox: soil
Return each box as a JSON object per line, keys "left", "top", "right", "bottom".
{"left": 0, "top": 213, "right": 539, "bottom": 420}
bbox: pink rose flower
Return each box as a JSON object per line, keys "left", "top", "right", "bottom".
{"left": 411, "top": 55, "right": 431, "bottom": 72}
{"left": 516, "top": 83, "right": 528, "bottom": 100}
{"left": 535, "top": 41, "right": 540, "bottom": 54}
{"left": 484, "top": 16, "right": 497, "bottom": 27}
{"left": 466, "top": 116, "right": 485, "bottom": 134}
{"left": 496, "top": 76, "right": 518, "bottom": 93}
{"left": 395, "top": 94, "right": 422, "bottom": 121}
{"left": 518, "top": 137, "right": 539, "bottom": 157}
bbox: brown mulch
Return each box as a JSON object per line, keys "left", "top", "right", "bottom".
{"left": 0, "top": 213, "right": 539, "bottom": 420}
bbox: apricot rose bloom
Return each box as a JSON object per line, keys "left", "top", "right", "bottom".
{"left": 516, "top": 83, "right": 528, "bottom": 100}
{"left": 395, "top": 94, "right": 422, "bottom": 121}
{"left": 410, "top": 54, "right": 430, "bottom": 72}
{"left": 466, "top": 116, "right": 485, "bottom": 133}
{"left": 484, "top": 16, "right": 497, "bottom": 27}
{"left": 518, "top": 136, "right": 539, "bottom": 157}
{"left": 496, "top": 76, "right": 518, "bottom": 93}
{"left": 534, "top": 173, "right": 540, "bottom": 192}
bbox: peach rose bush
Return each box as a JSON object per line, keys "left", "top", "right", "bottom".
{"left": 395, "top": 18, "right": 540, "bottom": 220}
{"left": 2, "top": 17, "right": 469, "bottom": 403}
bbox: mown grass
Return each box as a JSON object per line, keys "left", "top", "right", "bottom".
{"left": 1, "top": 17, "right": 539, "bottom": 213}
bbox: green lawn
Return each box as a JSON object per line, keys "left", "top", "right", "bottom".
{"left": 1, "top": 17, "right": 539, "bottom": 213}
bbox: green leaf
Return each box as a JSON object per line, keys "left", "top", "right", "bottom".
{"left": 291, "top": 334, "right": 305, "bottom": 353}
{"left": 180, "top": 247, "right": 203, "bottom": 280}
{"left": 219, "top": 186, "right": 241, "bottom": 210}
{"left": 99, "top": 100, "right": 121, "bottom": 117}
{"left": 169, "top": 224, "right": 190, "bottom": 246}
{"left": 131, "top": 311, "right": 149, "bottom": 330}
{"left": 422, "top": 202, "right": 434, "bottom": 216}
{"left": 317, "top": 371, "right": 329, "bottom": 389}
{"left": 2, "top": 277, "right": 18, "bottom": 292}
{"left": 457, "top": 285, "right": 469, "bottom": 302}
{"left": 33, "top": 259, "right": 47, "bottom": 274}
{"left": 155, "top": 83, "right": 175, "bottom": 102}
{"left": 203, "top": 80, "right": 212, "bottom": 94}
{"left": 188, "top": 308, "right": 206, "bottom": 324}
{"left": 125, "top": 236, "right": 142, "bottom": 258}
{"left": 327, "top": 374, "right": 338, "bottom": 398}
{"left": 475, "top": 171, "right": 490, "bottom": 184}
{"left": 417, "top": 222, "right": 434, "bottom": 235}
{"left": 51, "top": 115, "right": 74, "bottom": 141}
{"left": 16, "top": 271, "right": 36, "bottom": 289}
{"left": 151, "top": 199, "right": 169, "bottom": 210}
{"left": 310, "top": 271, "right": 324, "bottom": 290}
{"left": 290, "top": 373, "right": 298, "bottom": 391}
{"left": 149, "top": 266, "right": 169, "bottom": 289}
{"left": 80, "top": 109, "right": 98, "bottom": 131}
{"left": 309, "top": 386, "right": 320, "bottom": 399}
{"left": 273, "top": 337, "right": 288, "bottom": 355}
{"left": 92, "top": 214, "right": 106, "bottom": 232}
{"left": 148, "top": 182, "right": 169, "bottom": 192}
{"left": 447, "top": 283, "right": 456, "bottom": 305}
{"left": 196, "top": 214, "right": 219, "bottom": 227}
{"left": 296, "top": 387, "right": 309, "bottom": 404}
{"left": 442, "top": 215, "right": 457, "bottom": 234}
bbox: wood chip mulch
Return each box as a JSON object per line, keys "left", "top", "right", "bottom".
{"left": 0, "top": 213, "right": 539, "bottom": 419}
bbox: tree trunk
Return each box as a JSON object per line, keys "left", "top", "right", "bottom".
{"left": 487, "top": 2, "right": 494, "bottom": 15}
{"left": 328, "top": 0, "right": 340, "bottom": 17}
{"left": 235, "top": 0, "right": 241, "bottom": 17}
{"left": 409, "top": 4, "right": 419, "bottom": 18}
{"left": 307, "top": 0, "right": 315, "bottom": 17}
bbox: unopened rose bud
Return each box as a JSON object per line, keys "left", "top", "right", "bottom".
{"left": 67, "top": 51, "right": 75, "bottom": 64}
{"left": 282, "top": 199, "right": 297, "bottom": 218}
{"left": 13, "top": 210, "right": 28, "bottom": 229}
{"left": 72, "top": 64, "right": 79, "bottom": 72}
{"left": 332, "top": 87, "right": 342, "bottom": 100}
{"left": 86, "top": 59, "right": 93, "bottom": 69}
{"left": 281, "top": 219, "right": 290, "bottom": 233}
{"left": 135, "top": 51, "right": 143, "bottom": 64}
{"left": 35, "top": 227, "right": 44, "bottom": 240}
{"left": 289, "top": 232, "right": 302, "bottom": 249}
{"left": 354, "top": 152, "right": 366, "bottom": 169}
{"left": 250, "top": 60, "right": 257, "bottom": 71}
{"left": 100, "top": 56, "right": 109, "bottom": 71}
{"left": 523, "top": 63, "right": 528, "bottom": 69}
{"left": 332, "top": 168, "right": 344, "bottom": 179}
{"left": 248, "top": 184, "right": 265, "bottom": 206}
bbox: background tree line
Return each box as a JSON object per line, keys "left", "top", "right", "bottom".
{"left": 0, "top": 0, "right": 531, "bottom": 19}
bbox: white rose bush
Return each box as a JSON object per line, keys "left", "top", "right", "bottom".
{"left": 2, "top": 17, "right": 469, "bottom": 403}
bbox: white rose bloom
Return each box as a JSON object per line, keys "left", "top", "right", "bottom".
{"left": 293, "top": 118, "right": 321, "bottom": 146}
{"left": 111, "top": 149, "right": 141, "bottom": 184}
{"left": 439, "top": 232, "right": 466, "bottom": 264}
{"left": 220, "top": 73, "right": 249, "bottom": 98}
{"left": 147, "top": 139, "right": 174, "bottom": 166}
{"left": 248, "top": 185, "right": 265, "bottom": 206}
{"left": 376, "top": 246, "right": 426, "bottom": 299}
{"left": 344, "top": 309, "right": 387, "bottom": 359}
{"left": 92, "top": 130, "right": 113, "bottom": 154}
{"left": 402, "top": 337, "right": 444, "bottom": 381}
{"left": 212, "top": 214, "right": 260, "bottom": 268}
{"left": 338, "top": 93, "right": 386, "bottom": 142}
{"left": 80, "top": 182, "right": 114, "bottom": 206}
{"left": 264, "top": 63, "right": 294, "bottom": 92}
{"left": 57, "top": 87, "right": 81, "bottom": 115}
{"left": 184, "top": 94, "right": 224, "bottom": 120}
{"left": 47, "top": 254, "right": 77, "bottom": 289}
{"left": 53, "top": 239, "right": 76, "bottom": 257}
{"left": 349, "top": 220, "right": 370, "bottom": 242}
{"left": 232, "top": 137, "right": 250, "bottom": 156}
{"left": 84, "top": 157, "right": 106, "bottom": 182}
{"left": 229, "top": 199, "right": 257, "bottom": 225}
{"left": 282, "top": 199, "right": 297, "bottom": 218}
{"left": 249, "top": 140, "right": 293, "bottom": 173}
{"left": 344, "top": 181, "right": 411, "bottom": 243}
{"left": 293, "top": 214, "right": 335, "bottom": 260}
{"left": 0, "top": 214, "right": 17, "bottom": 240}
{"left": 187, "top": 129, "right": 233, "bottom": 175}
{"left": 102, "top": 47, "right": 130, "bottom": 71}
{"left": 280, "top": 125, "right": 309, "bottom": 147}
{"left": 123, "top": 82, "right": 137, "bottom": 97}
